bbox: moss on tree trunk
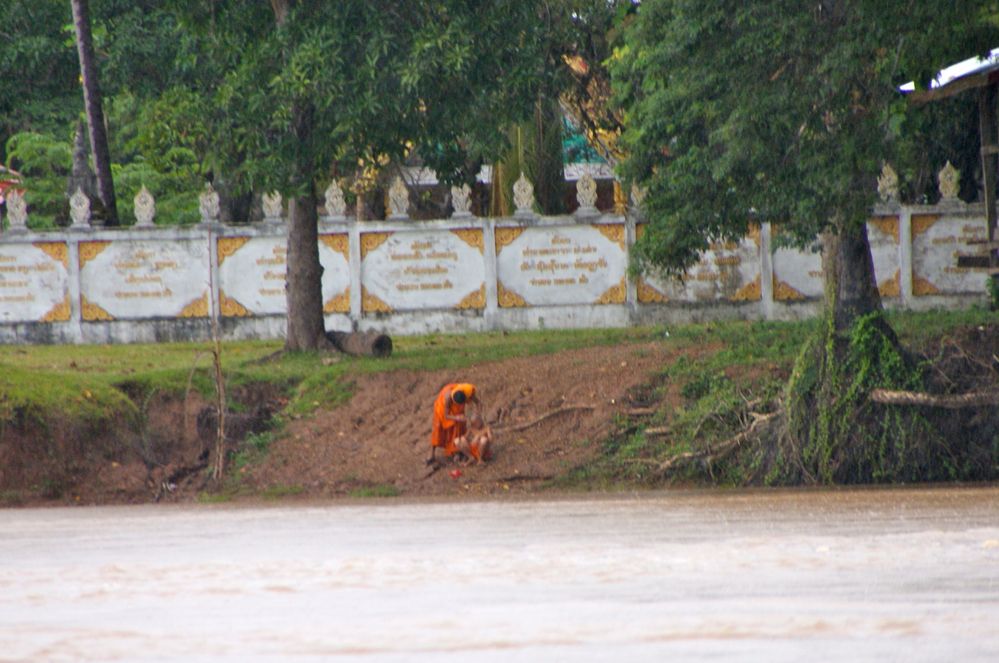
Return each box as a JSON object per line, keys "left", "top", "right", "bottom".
{"left": 778, "top": 223, "right": 942, "bottom": 484}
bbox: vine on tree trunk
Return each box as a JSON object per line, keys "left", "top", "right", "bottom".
{"left": 780, "top": 311, "right": 943, "bottom": 484}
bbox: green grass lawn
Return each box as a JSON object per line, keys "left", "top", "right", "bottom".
{"left": 0, "top": 308, "right": 993, "bottom": 429}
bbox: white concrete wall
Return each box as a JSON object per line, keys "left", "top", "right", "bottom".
{"left": 0, "top": 201, "right": 990, "bottom": 344}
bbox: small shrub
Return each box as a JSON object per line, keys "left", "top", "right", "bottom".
{"left": 681, "top": 372, "right": 730, "bottom": 400}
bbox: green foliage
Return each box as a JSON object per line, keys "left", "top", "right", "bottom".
{"left": 613, "top": 1, "right": 999, "bottom": 278}
{"left": 784, "top": 312, "right": 938, "bottom": 484}
{"left": 231, "top": 431, "right": 276, "bottom": 473}
{"left": 181, "top": 1, "right": 549, "bottom": 196}
{"left": 886, "top": 307, "right": 999, "bottom": 345}
{"left": 128, "top": 87, "right": 211, "bottom": 176}
{"left": 286, "top": 373, "right": 355, "bottom": 418}
{"left": 5, "top": 119, "right": 203, "bottom": 228}
{"left": 4, "top": 131, "right": 72, "bottom": 227}
{"left": 680, "top": 371, "right": 729, "bottom": 401}
{"left": 2, "top": 1, "right": 221, "bottom": 227}
{"left": 113, "top": 160, "right": 200, "bottom": 225}
{"left": 90, "top": 1, "right": 202, "bottom": 98}
{"left": 104, "top": 87, "right": 207, "bottom": 225}
{"left": 564, "top": 320, "right": 807, "bottom": 488}
{"left": 0, "top": 0, "right": 78, "bottom": 162}
{"left": 491, "top": 106, "right": 566, "bottom": 216}
{"left": 895, "top": 93, "right": 981, "bottom": 204}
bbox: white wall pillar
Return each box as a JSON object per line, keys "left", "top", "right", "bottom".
{"left": 482, "top": 218, "right": 498, "bottom": 330}
{"left": 760, "top": 222, "right": 775, "bottom": 320}
{"left": 898, "top": 207, "right": 914, "bottom": 306}
{"left": 348, "top": 224, "right": 363, "bottom": 329}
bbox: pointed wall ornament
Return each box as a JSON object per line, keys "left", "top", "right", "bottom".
{"left": 133, "top": 185, "right": 156, "bottom": 227}
{"left": 513, "top": 173, "right": 536, "bottom": 217}
{"left": 575, "top": 172, "right": 599, "bottom": 217}
{"left": 450, "top": 184, "right": 473, "bottom": 217}
{"left": 877, "top": 163, "right": 899, "bottom": 203}
{"left": 69, "top": 188, "right": 92, "bottom": 229}
{"left": 387, "top": 177, "right": 410, "bottom": 219}
{"left": 262, "top": 191, "right": 283, "bottom": 222}
{"left": 937, "top": 161, "right": 960, "bottom": 202}
{"left": 324, "top": 180, "right": 347, "bottom": 220}
{"left": 198, "top": 183, "right": 220, "bottom": 224}
{"left": 6, "top": 189, "right": 28, "bottom": 232}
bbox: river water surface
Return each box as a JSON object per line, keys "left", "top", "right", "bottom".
{"left": 2, "top": 487, "right": 998, "bottom": 662}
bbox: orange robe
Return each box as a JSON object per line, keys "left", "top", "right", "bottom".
{"left": 430, "top": 383, "right": 476, "bottom": 457}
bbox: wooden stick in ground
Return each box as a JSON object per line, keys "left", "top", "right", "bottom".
{"left": 207, "top": 227, "right": 227, "bottom": 483}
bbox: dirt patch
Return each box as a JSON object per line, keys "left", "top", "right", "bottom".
{"left": 239, "top": 341, "right": 683, "bottom": 499}
{"left": 0, "top": 385, "right": 279, "bottom": 506}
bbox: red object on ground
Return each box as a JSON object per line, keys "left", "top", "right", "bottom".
{"left": 448, "top": 469, "right": 462, "bottom": 479}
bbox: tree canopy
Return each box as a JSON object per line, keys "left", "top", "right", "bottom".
{"left": 612, "top": 1, "right": 999, "bottom": 484}
{"left": 614, "top": 0, "right": 999, "bottom": 278}
{"left": 176, "top": 1, "right": 549, "bottom": 197}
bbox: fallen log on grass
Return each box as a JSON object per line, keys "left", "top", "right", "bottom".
{"left": 326, "top": 330, "right": 393, "bottom": 358}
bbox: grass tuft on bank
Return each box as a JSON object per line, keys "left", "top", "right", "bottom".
{"left": 556, "top": 307, "right": 998, "bottom": 489}
{"left": 0, "top": 326, "right": 660, "bottom": 430}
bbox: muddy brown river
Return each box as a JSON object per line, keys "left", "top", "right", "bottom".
{"left": 2, "top": 487, "right": 998, "bottom": 662}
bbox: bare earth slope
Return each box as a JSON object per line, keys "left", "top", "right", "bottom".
{"left": 241, "top": 341, "right": 683, "bottom": 499}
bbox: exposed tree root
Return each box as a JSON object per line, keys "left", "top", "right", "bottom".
{"left": 658, "top": 411, "right": 780, "bottom": 475}
{"left": 627, "top": 406, "right": 658, "bottom": 417}
{"left": 493, "top": 405, "right": 596, "bottom": 432}
{"left": 870, "top": 389, "right": 999, "bottom": 408}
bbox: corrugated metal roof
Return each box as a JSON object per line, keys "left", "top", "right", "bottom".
{"left": 901, "top": 48, "right": 999, "bottom": 99}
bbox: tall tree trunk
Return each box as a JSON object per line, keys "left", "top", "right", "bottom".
{"left": 284, "top": 181, "right": 331, "bottom": 351}
{"left": 822, "top": 221, "right": 886, "bottom": 334}
{"left": 781, "top": 220, "right": 926, "bottom": 484}
{"left": 64, "top": 120, "right": 98, "bottom": 226}
{"left": 70, "top": 0, "right": 118, "bottom": 226}
{"left": 271, "top": 0, "right": 334, "bottom": 352}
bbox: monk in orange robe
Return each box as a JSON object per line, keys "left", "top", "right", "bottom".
{"left": 427, "top": 383, "right": 479, "bottom": 465}
{"left": 455, "top": 413, "right": 493, "bottom": 464}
